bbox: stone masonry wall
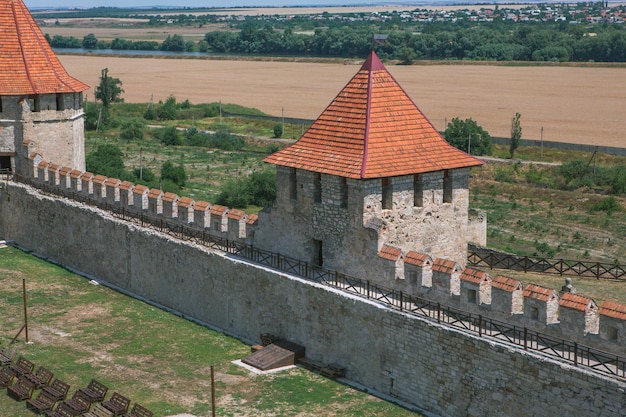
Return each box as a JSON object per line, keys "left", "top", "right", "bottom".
{"left": 0, "top": 182, "right": 625, "bottom": 417}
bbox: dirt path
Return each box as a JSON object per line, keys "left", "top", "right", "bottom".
{"left": 60, "top": 55, "right": 626, "bottom": 148}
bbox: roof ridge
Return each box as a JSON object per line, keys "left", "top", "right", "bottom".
{"left": 360, "top": 52, "right": 375, "bottom": 179}
{"left": 12, "top": 0, "right": 34, "bottom": 93}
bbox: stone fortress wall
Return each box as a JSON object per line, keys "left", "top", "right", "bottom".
{"left": 1, "top": 180, "right": 625, "bottom": 417}
{"left": 17, "top": 152, "right": 626, "bottom": 357}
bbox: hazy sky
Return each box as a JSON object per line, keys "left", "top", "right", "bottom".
{"left": 24, "top": 0, "right": 410, "bottom": 9}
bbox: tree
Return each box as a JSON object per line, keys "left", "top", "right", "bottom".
{"left": 86, "top": 144, "right": 126, "bottom": 179}
{"left": 444, "top": 117, "right": 492, "bottom": 156}
{"left": 82, "top": 33, "right": 98, "bottom": 50}
{"left": 95, "top": 68, "right": 124, "bottom": 108}
{"left": 120, "top": 118, "right": 145, "bottom": 141}
{"left": 273, "top": 124, "right": 283, "bottom": 138}
{"left": 156, "top": 95, "right": 177, "bottom": 120}
{"left": 510, "top": 112, "right": 522, "bottom": 158}
{"left": 161, "top": 161, "right": 186, "bottom": 187}
{"left": 160, "top": 126, "right": 182, "bottom": 146}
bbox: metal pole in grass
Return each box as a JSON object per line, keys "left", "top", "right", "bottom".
{"left": 11, "top": 278, "right": 28, "bottom": 344}
{"left": 211, "top": 365, "right": 216, "bottom": 417}
{"left": 23, "top": 278, "right": 28, "bottom": 343}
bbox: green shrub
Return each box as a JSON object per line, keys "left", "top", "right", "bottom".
{"left": 273, "top": 124, "right": 283, "bottom": 138}
{"left": 120, "top": 118, "right": 145, "bottom": 140}
{"left": 161, "top": 161, "right": 186, "bottom": 187}
{"left": 160, "top": 126, "right": 182, "bottom": 146}
{"left": 207, "top": 130, "right": 244, "bottom": 150}
{"left": 588, "top": 196, "right": 621, "bottom": 215}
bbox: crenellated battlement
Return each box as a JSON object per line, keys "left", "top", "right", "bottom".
{"left": 26, "top": 158, "right": 259, "bottom": 243}
{"left": 19, "top": 156, "right": 626, "bottom": 357}
{"left": 374, "top": 245, "right": 626, "bottom": 355}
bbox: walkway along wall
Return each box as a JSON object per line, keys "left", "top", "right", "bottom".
{"left": 1, "top": 182, "right": 625, "bottom": 417}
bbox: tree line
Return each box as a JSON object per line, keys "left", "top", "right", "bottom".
{"left": 47, "top": 20, "right": 626, "bottom": 62}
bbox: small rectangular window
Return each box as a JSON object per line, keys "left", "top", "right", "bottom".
{"left": 530, "top": 307, "right": 539, "bottom": 320}
{"left": 608, "top": 326, "right": 618, "bottom": 341}
{"left": 312, "top": 239, "right": 323, "bottom": 267}
{"left": 468, "top": 289, "right": 477, "bottom": 304}
{"left": 0, "top": 96, "right": 3, "bottom": 113}
{"left": 340, "top": 178, "right": 348, "bottom": 208}
{"left": 56, "top": 93, "right": 64, "bottom": 111}
{"left": 289, "top": 168, "right": 297, "bottom": 200}
{"left": 443, "top": 170, "right": 452, "bottom": 203}
{"left": 313, "top": 173, "right": 321, "bottom": 203}
{"left": 414, "top": 174, "right": 423, "bottom": 207}
{"left": 382, "top": 178, "right": 392, "bottom": 209}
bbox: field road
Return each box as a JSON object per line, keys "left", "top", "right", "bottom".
{"left": 59, "top": 55, "right": 626, "bottom": 148}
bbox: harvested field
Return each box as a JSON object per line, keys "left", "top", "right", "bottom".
{"left": 60, "top": 55, "right": 626, "bottom": 147}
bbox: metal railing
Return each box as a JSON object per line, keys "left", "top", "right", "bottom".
{"left": 8, "top": 174, "right": 626, "bottom": 381}
{"left": 468, "top": 249, "right": 626, "bottom": 280}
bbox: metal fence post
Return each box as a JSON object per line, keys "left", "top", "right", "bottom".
{"left": 437, "top": 303, "right": 441, "bottom": 323}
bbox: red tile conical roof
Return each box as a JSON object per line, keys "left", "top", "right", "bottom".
{"left": 264, "top": 51, "right": 482, "bottom": 179}
{"left": 0, "top": 0, "right": 88, "bottom": 95}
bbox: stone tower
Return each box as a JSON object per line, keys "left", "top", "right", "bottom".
{"left": 255, "top": 51, "right": 484, "bottom": 285}
{"left": 0, "top": 0, "right": 89, "bottom": 176}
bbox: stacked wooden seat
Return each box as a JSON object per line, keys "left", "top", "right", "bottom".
{"left": 0, "top": 345, "right": 16, "bottom": 367}
{"left": 9, "top": 356, "right": 35, "bottom": 377}
{"left": 0, "top": 352, "right": 153, "bottom": 417}
{"left": 0, "top": 366, "right": 17, "bottom": 389}
{"left": 24, "top": 366, "right": 54, "bottom": 389}
{"left": 78, "top": 380, "right": 108, "bottom": 403}
{"left": 100, "top": 392, "right": 131, "bottom": 416}
{"left": 7, "top": 376, "right": 36, "bottom": 401}
{"left": 26, "top": 390, "right": 59, "bottom": 415}
{"left": 42, "top": 378, "right": 71, "bottom": 402}
{"left": 122, "top": 403, "right": 153, "bottom": 417}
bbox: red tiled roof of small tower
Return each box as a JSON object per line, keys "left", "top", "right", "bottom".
{"left": 559, "top": 293, "right": 596, "bottom": 312}
{"left": 492, "top": 275, "right": 522, "bottom": 293}
{"left": 263, "top": 51, "right": 482, "bottom": 179}
{"left": 378, "top": 244, "right": 401, "bottom": 261}
{"left": 404, "top": 251, "right": 432, "bottom": 266}
{"left": 599, "top": 301, "right": 626, "bottom": 320}
{"left": 460, "top": 268, "right": 489, "bottom": 284}
{"left": 523, "top": 284, "right": 557, "bottom": 302}
{"left": 0, "top": 0, "right": 89, "bottom": 94}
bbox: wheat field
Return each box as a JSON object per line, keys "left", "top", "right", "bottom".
{"left": 60, "top": 54, "right": 626, "bottom": 147}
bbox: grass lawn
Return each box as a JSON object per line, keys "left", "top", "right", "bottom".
{"left": 0, "top": 247, "right": 422, "bottom": 417}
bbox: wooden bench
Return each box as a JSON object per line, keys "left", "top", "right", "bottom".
{"left": 26, "top": 390, "right": 59, "bottom": 415}
{"left": 45, "top": 401, "right": 81, "bottom": 417}
{"left": 7, "top": 376, "right": 36, "bottom": 401}
{"left": 9, "top": 355, "right": 35, "bottom": 376}
{"left": 122, "top": 403, "right": 153, "bottom": 417}
{"left": 101, "top": 392, "right": 131, "bottom": 416}
{"left": 42, "top": 378, "right": 71, "bottom": 402}
{"left": 78, "top": 379, "right": 109, "bottom": 403}
{"left": 83, "top": 403, "right": 114, "bottom": 417}
{"left": 0, "top": 366, "right": 17, "bottom": 389}
{"left": 57, "top": 390, "right": 92, "bottom": 415}
{"left": 24, "top": 365, "right": 54, "bottom": 388}
{"left": 0, "top": 345, "right": 16, "bottom": 367}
